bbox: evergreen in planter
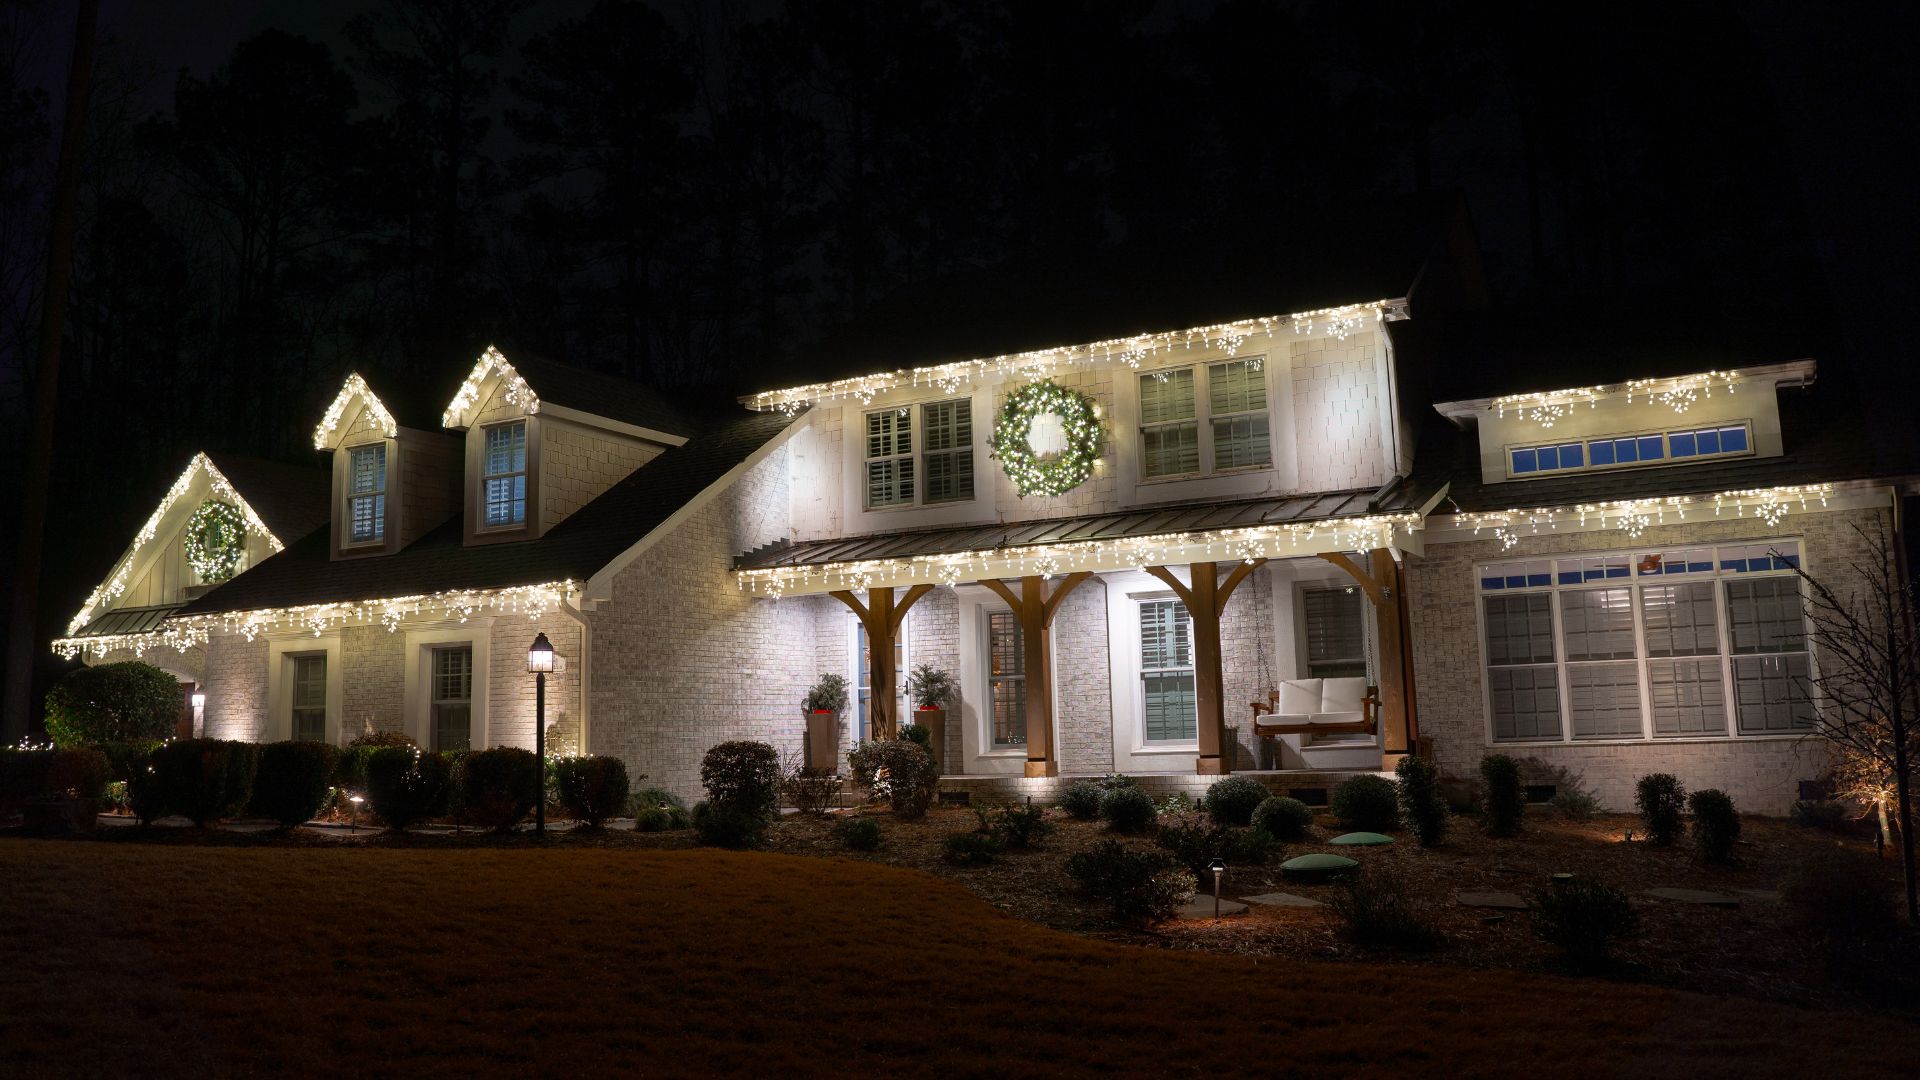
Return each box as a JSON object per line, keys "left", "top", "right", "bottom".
{"left": 250, "top": 741, "right": 341, "bottom": 830}
{"left": 460, "top": 747, "right": 543, "bottom": 832}
{"left": 555, "top": 755, "right": 631, "bottom": 828}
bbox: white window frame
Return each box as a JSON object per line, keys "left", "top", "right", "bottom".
{"left": 267, "top": 634, "right": 343, "bottom": 744}
{"left": 289, "top": 654, "right": 329, "bottom": 741}
{"left": 402, "top": 624, "right": 494, "bottom": 750}
{"left": 984, "top": 607, "right": 1027, "bottom": 750}
{"left": 482, "top": 419, "right": 529, "bottom": 529}
{"left": 860, "top": 398, "right": 977, "bottom": 511}
{"left": 1473, "top": 538, "right": 1814, "bottom": 747}
{"left": 1502, "top": 419, "right": 1755, "bottom": 480}
{"left": 345, "top": 442, "right": 388, "bottom": 546}
{"left": 429, "top": 645, "right": 475, "bottom": 753}
{"left": 1135, "top": 355, "right": 1275, "bottom": 484}
{"left": 1136, "top": 595, "right": 1200, "bottom": 746}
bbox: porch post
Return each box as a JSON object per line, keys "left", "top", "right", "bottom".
{"left": 1319, "top": 548, "right": 1420, "bottom": 769}
{"left": 1146, "top": 560, "right": 1266, "bottom": 776}
{"left": 829, "top": 583, "right": 933, "bottom": 743}
{"left": 979, "top": 572, "right": 1091, "bottom": 778}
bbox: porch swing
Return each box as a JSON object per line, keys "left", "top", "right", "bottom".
{"left": 1246, "top": 596, "right": 1380, "bottom": 740}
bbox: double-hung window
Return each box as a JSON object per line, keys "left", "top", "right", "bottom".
{"left": 1139, "top": 359, "right": 1272, "bottom": 480}
{"left": 987, "top": 610, "right": 1026, "bottom": 747}
{"left": 291, "top": 655, "right": 327, "bottom": 741}
{"left": 1139, "top": 599, "right": 1197, "bottom": 743}
{"left": 1302, "top": 586, "right": 1367, "bottom": 678}
{"left": 1478, "top": 542, "right": 1813, "bottom": 743}
{"left": 431, "top": 646, "right": 473, "bottom": 752}
{"left": 347, "top": 444, "right": 386, "bottom": 543}
{"left": 864, "top": 399, "right": 975, "bottom": 509}
{"left": 483, "top": 421, "right": 528, "bottom": 527}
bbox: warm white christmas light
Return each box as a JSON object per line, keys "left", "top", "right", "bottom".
{"left": 1448, "top": 484, "right": 1832, "bottom": 545}
{"left": 312, "top": 373, "right": 398, "bottom": 450}
{"left": 443, "top": 345, "right": 541, "bottom": 428}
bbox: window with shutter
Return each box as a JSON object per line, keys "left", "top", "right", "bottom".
{"left": 1302, "top": 586, "right": 1366, "bottom": 679}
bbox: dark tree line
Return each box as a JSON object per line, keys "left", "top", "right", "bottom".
{"left": 0, "top": 0, "right": 1841, "bottom": 716}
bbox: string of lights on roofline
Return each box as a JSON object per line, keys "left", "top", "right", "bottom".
{"left": 64, "top": 455, "right": 286, "bottom": 638}
{"left": 734, "top": 513, "right": 1425, "bottom": 598}
{"left": 443, "top": 345, "right": 540, "bottom": 428}
{"left": 52, "top": 581, "right": 580, "bottom": 662}
{"left": 743, "top": 299, "right": 1406, "bottom": 415}
{"left": 1491, "top": 370, "right": 1742, "bottom": 428}
{"left": 1446, "top": 483, "right": 1834, "bottom": 550}
{"left": 311, "top": 373, "right": 398, "bottom": 449}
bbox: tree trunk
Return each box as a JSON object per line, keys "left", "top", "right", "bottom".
{"left": 3, "top": 0, "right": 98, "bottom": 743}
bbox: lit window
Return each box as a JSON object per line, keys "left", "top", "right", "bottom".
{"left": 863, "top": 408, "right": 914, "bottom": 508}
{"left": 1140, "top": 369, "right": 1199, "bottom": 479}
{"left": 1483, "top": 592, "right": 1561, "bottom": 741}
{"left": 347, "top": 444, "right": 386, "bottom": 543}
{"left": 483, "top": 421, "right": 527, "bottom": 527}
{"left": 1587, "top": 435, "right": 1665, "bottom": 467}
{"left": 291, "top": 655, "right": 327, "bottom": 741}
{"left": 1208, "top": 359, "right": 1270, "bottom": 471}
{"left": 987, "top": 611, "right": 1026, "bottom": 748}
{"left": 431, "top": 646, "right": 473, "bottom": 752}
{"left": 1139, "top": 599, "right": 1197, "bottom": 742}
{"left": 1670, "top": 424, "right": 1750, "bottom": 459}
{"left": 1509, "top": 441, "right": 1584, "bottom": 475}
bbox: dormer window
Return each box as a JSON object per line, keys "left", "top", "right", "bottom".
{"left": 347, "top": 444, "right": 387, "bottom": 543}
{"left": 483, "top": 421, "right": 528, "bottom": 527}
{"left": 1508, "top": 421, "right": 1753, "bottom": 479}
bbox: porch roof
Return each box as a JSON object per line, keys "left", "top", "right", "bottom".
{"left": 733, "top": 481, "right": 1445, "bottom": 596}
{"left": 67, "top": 604, "right": 184, "bottom": 639}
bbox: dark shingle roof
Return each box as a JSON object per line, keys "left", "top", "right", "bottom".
{"left": 503, "top": 350, "right": 699, "bottom": 437}
{"left": 737, "top": 481, "right": 1435, "bottom": 572}
{"left": 178, "top": 409, "right": 798, "bottom": 616}
{"left": 206, "top": 452, "right": 331, "bottom": 544}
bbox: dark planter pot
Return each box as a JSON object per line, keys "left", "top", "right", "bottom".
{"left": 804, "top": 709, "right": 842, "bottom": 774}
{"left": 23, "top": 796, "right": 100, "bottom": 834}
{"left": 915, "top": 707, "right": 947, "bottom": 775}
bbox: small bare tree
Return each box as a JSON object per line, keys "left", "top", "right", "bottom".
{"left": 1785, "top": 523, "right": 1919, "bottom": 923}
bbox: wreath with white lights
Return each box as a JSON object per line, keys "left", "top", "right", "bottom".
{"left": 184, "top": 500, "right": 248, "bottom": 583}
{"left": 991, "top": 380, "right": 1101, "bottom": 497}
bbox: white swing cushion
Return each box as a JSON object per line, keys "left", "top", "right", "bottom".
{"left": 1270, "top": 677, "right": 1368, "bottom": 728}
{"left": 1276, "top": 679, "right": 1322, "bottom": 718}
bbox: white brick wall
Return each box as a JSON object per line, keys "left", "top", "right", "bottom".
{"left": 203, "top": 633, "right": 268, "bottom": 742}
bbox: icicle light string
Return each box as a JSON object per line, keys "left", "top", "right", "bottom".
{"left": 1494, "top": 370, "right": 1742, "bottom": 428}
{"left": 1450, "top": 484, "right": 1833, "bottom": 549}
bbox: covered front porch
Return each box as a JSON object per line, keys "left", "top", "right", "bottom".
{"left": 740, "top": 484, "right": 1444, "bottom": 779}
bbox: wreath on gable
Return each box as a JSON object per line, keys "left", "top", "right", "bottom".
{"left": 991, "top": 380, "right": 1102, "bottom": 498}
{"left": 185, "top": 500, "right": 248, "bottom": 583}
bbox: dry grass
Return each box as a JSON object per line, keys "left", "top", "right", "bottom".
{"left": 4, "top": 834, "right": 1918, "bottom": 1079}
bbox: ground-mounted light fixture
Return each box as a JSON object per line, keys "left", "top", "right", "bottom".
{"left": 1208, "top": 858, "right": 1227, "bottom": 919}
{"left": 527, "top": 633, "right": 555, "bottom": 836}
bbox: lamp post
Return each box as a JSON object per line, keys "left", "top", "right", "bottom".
{"left": 527, "top": 632, "right": 555, "bottom": 836}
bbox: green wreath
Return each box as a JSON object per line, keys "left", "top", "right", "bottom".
{"left": 991, "top": 380, "right": 1101, "bottom": 497}
{"left": 184, "top": 500, "right": 248, "bottom": 583}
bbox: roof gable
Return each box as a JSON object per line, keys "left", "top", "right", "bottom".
{"left": 440, "top": 345, "right": 695, "bottom": 438}
{"left": 312, "top": 372, "right": 400, "bottom": 449}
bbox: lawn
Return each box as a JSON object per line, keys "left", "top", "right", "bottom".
{"left": 3, "top": 838, "right": 1917, "bottom": 1078}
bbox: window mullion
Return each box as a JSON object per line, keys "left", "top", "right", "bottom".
{"left": 1632, "top": 582, "right": 1653, "bottom": 740}
{"left": 1552, "top": 589, "right": 1572, "bottom": 743}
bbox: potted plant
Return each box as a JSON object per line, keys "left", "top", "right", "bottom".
{"left": 803, "top": 674, "right": 849, "bottom": 774}
{"left": 906, "top": 664, "right": 957, "bottom": 775}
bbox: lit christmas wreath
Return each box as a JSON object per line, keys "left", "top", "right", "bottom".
{"left": 184, "top": 500, "right": 248, "bottom": 583}
{"left": 991, "top": 380, "right": 1101, "bottom": 497}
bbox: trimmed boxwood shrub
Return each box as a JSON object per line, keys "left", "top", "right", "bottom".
{"left": 1, "top": 748, "right": 111, "bottom": 810}
{"left": 1100, "top": 784, "right": 1158, "bottom": 833}
{"left": 1332, "top": 774, "right": 1400, "bottom": 832}
{"left": 334, "top": 730, "right": 418, "bottom": 794}
{"left": 1635, "top": 773, "right": 1687, "bottom": 846}
{"left": 979, "top": 801, "right": 1052, "bottom": 848}
{"left": 1480, "top": 754, "right": 1525, "bottom": 837}
{"left": 366, "top": 746, "right": 451, "bottom": 830}
{"left": 554, "top": 755, "right": 630, "bottom": 828}
{"left": 1689, "top": 788, "right": 1740, "bottom": 862}
{"left": 700, "top": 740, "right": 780, "bottom": 818}
{"left": 943, "top": 830, "right": 1004, "bottom": 865}
{"left": 249, "top": 741, "right": 340, "bottom": 829}
{"left": 126, "top": 761, "right": 168, "bottom": 824}
{"left": 1156, "top": 813, "right": 1280, "bottom": 881}
{"left": 1065, "top": 840, "right": 1196, "bottom": 927}
{"left": 149, "top": 739, "right": 259, "bottom": 826}
{"left": 1252, "top": 795, "right": 1314, "bottom": 840}
{"left": 853, "top": 739, "right": 939, "bottom": 820}
{"left": 1532, "top": 880, "right": 1640, "bottom": 969}
{"left": 693, "top": 799, "right": 765, "bottom": 848}
{"left": 43, "top": 661, "right": 181, "bottom": 746}
{"left": 1060, "top": 781, "right": 1103, "bottom": 820}
{"left": 94, "top": 740, "right": 161, "bottom": 784}
{"left": 1395, "top": 755, "right": 1448, "bottom": 847}
{"left": 1203, "top": 775, "right": 1269, "bottom": 826}
{"left": 460, "top": 747, "right": 542, "bottom": 832}
{"left": 834, "top": 816, "right": 883, "bottom": 850}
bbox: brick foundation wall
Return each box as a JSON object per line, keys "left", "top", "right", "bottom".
{"left": 1406, "top": 506, "right": 1890, "bottom": 815}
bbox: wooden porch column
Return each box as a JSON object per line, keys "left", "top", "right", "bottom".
{"left": 829, "top": 583, "right": 934, "bottom": 742}
{"left": 979, "top": 572, "right": 1092, "bottom": 778}
{"left": 1320, "top": 548, "right": 1420, "bottom": 769}
{"left": 1145, "top": 560, "right": 1266, "bottom": 776}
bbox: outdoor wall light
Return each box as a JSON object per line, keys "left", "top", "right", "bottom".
{"left": 190, "top": 692, "right": 206, "bottom": 710}
{"left": 526, "top": 632, "right": 555, "bottom": 674}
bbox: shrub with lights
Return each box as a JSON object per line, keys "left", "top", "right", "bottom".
{"left": 990, "top": 380, "right": 1101, "bottom": 497}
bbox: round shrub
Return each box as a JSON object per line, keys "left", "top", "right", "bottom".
{"left": 693, "top": 799, "right": 766, "bottom": 848}
{"left": 366, "top": 746, "right": 451, "bottom": 830}
{"left": 45, "top": 748, "right": 111, "bottom": 801}
{"left": 1395, "top": 755, "right": 1448, "bottom": 847}
{"left": 1635, "top": 772, "right": 1686, "bottom": 846}
{"left": 334, "top": 730, "right": 418, "bottom": 794}
{"left": 1099, "top": 784, "right": 1157, "bottom": 833}
{"left": 1332, "top": 774, "right": 1400, "bottom": 832}
{"left": 1060, "top": 781, "right": 1103, "bottom": 820}
{"left": 1065, "top": 840, "right": 1195, "bottom": 927}
{"left": 700, "top": 740, "right": 780, "bottom": 818}
{"left": 631, "top": 786, "right": 690, "bottom": 831}
{"left": 1203, "top": 775, "right": 1269, "bottom": 826}
{"left": 554, "top": 755, "right": 630, "bottom": 828}
{"left": 1251, "top": 795, "right": 1314, "bottom": 841}
{"left": 943, "top": 830, "right": 1004, "bottom": 865}
{"left": 1480, "top": 754, "right": 1525, "bottom": 837}
{"left": 1156, "top": 813, "right": 1280, "bottom": 881}
{"left": 856, "top": 739, "right": 939, "bottom": 819}
{"left": 43, "top": 661, "right": 181, "bottom": 747}
{"left": 249, "top": 741, "right": 341, "bottom": 829}
{"left": 149, "top": 739, "right": 259, "bottom": 826}
{"left": 1688, "top": 788, "right": 1740, "bottom": 863}
{"left": 460, "top": 747, "right": 542, "bottom": 832}
{"left": 834, "top": 815, "right": 883, "bottom": 850}
{"left": 1531, "top": 880, "right": 1640, "bottom": 969}
{"left": 899, "top": 723, "right": 935, "bottom": 761}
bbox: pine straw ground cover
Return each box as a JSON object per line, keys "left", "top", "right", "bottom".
{"left": 2, "top": 840, "right": 1916, "bottom": 1080}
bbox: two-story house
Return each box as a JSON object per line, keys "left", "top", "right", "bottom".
{"left": 53, "top": 221, "right": 1914, "bottom": 815}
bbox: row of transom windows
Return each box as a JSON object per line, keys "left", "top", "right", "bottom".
{"left": 1507, "top": 421, "right": 1752, "bottom": 479}
{"left": 861, "top": 357, "right": 1274, "bottom": 509}
{"left": 344, "top": 420, "right": 528, "bottom": 543}
{"left": 1478, "top": 541, "right": 1814, "bottom": 744}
